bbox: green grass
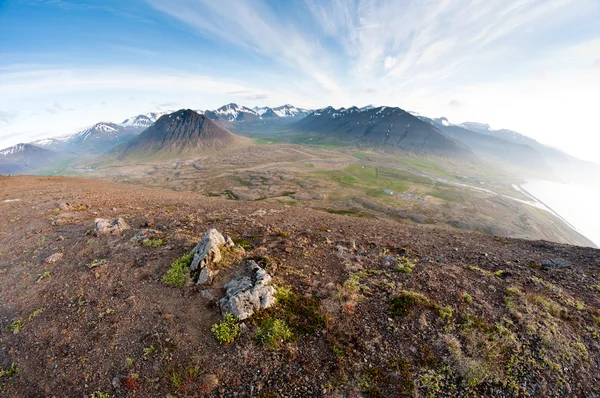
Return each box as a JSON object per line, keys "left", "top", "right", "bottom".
{"left": 162, "top": 252, "right": 193, "bottom": 287}
{"left": 290, "top": 135, "right": 348, "bottom": 149}
{"left": 253, "top": 137, "right": 285, "bottom": 145}
{"left": 396, "top": 156, "right": 458, "bottom": 180}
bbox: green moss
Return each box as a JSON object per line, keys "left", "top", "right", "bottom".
{"left": 389, "top": 290, "right": 430, "bottom": 318}
{"left": 232, "top": 237, "right": 252, "bottom": 250}
{"left": 255, "top": 319, "right": 293, "bottom": 350}
{"left": 91, "top": 392, "right": 110, "bottom": 398}
{"left": 211, "top": 313, "right": 241, "bottom": 345}
{"left": 252, "top": 287, "right": 324, "bottom": 337}
{"left": 162, "top": 252, "right": 193, "bottom": 287}
{"left": 396, "top": 257, "right": 416, "bottom": 274}
{"left": 142, "top": 238, "right": 165, "bottom": 248}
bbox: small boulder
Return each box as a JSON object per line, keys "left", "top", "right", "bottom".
{"left": 95, "top": 218, "right": 130, "bottom": 236}
{"left": 219, "top": 260, "right": 276, "bottom": 320}
{"left": 541, "top": 258, "right": 572, "bottom": 270}
{"left": 45, "top": 253, "right": 63, "bottom": 264}
{"left": 191, "top": 229, "right": 227, "bottom": 285}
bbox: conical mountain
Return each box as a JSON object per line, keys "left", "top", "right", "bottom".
{"left": 117, "top": 109, "right": 248, "bottom": 159}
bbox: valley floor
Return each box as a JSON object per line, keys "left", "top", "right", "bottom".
{"left": 1, "top": 176, "right": 599, "bottom": 397}
{"left": 76, "top": 144, "right": 596, "bottom": 248}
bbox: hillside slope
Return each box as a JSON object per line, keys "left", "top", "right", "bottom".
{"left": 0, "top": 176, "right": 598, "bottom": 397}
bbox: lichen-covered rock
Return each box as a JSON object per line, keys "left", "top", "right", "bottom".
{"left": 190, "top": 229, "right": 230, "bottom": 285}
{"left": 219, "top": 260, "right": 276, "bottom": 320}
{"left": 95, "top": 217, "right": 130, "bottom": 236}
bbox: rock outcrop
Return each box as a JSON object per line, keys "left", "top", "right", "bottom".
{"left": 191, "top": 229, "right": 231, "bottom": 285}
{"left": 94, "top": 217, "right": 130, "bottom": 236}
{"left": 219, "top": 260, "right": 276, "bottom": 320}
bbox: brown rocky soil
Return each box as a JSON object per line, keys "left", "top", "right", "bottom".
{"left": 0, "top": 176, "right": 599, "bottom": 397}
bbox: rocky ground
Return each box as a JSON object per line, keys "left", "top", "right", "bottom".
{"left": 0, "top": 176, "right": 599, "bottom": 397}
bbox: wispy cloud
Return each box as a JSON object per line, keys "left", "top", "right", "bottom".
{"left": 144, "top": 0, "right": 343, "bottom": 96}
{"left": 0, "top": 110, "right": 18, "bottom": 124}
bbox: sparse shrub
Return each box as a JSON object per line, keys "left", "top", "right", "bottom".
{"left": 461, "top": 292, "right": 473, "bottom": 303}
{"left": 37, "top": 271, "right": 51, "bottom": 281}
{"left": 494, "top": 270, "right": 505, "bottom": 277}
{"left": 143, "top": 345, "right": 156, "bottom": 356}
{"left": 397, "top": 257, "right": 416, "bottom": 273}
{"left": 438, "top": 305, "right": 453, "bottom": 320}
{"left": 142, "top": 238, "right": 164, "bottom": 248}
{"left": 28, "top": 308, "right": 45, "bottom": 320}
{"left": 211, "top": 313, "right": 240, "bottom": 345}
{"left": 6, "top": 318, "right": 23, "bottom": 334}
{"left": 593, "top": 285, "right": 600, "bottom": 292}
{"left": 162, "top": 252, "right": 193, "bottom": 287}
{"left": 0, "top": 362, "right": 19, "bottom": 378}
{"left": 255, "top": 319, "right": 293, "bottom": 350}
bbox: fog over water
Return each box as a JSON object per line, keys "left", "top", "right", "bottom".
{"left": 523, "top": 179, "right": 600, "bottom": 248}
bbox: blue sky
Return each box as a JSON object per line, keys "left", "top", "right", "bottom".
{"left": 1, "top": 0, "right": 599, "bottom": 162}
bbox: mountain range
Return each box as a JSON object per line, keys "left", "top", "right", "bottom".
{"left": 2, "top": 102, "right": 598, "bottom": 182}
{"left": 293, "top": 106, "right": 475, "bottom": 159}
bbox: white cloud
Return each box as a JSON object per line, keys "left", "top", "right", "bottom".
{"left": 383, "top": 56, "right": 396, "bottom": 70}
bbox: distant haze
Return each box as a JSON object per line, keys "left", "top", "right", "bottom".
{"left": 523, "top": 180, "right": 600, "bottom": 247}
{"left": 0, "top": 0, "right": 599, "bottom": 164}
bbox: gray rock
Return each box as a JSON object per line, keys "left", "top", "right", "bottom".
{"left": 381, "top": 254, "right": 397, "bottom": 267}
{"left": 45, "top": 252, "right": 63, "bottom": 264}
{"left": 219, "top": 260, "right": 276, "bottom": 320}
{"left": 94, "top": 217, "right": 130, "bottom": 236}
{"left": 197, "top": 266, "right": 216, "bottom": 285}
{"left": 541, "top": 258, "right": 572, "bottom": 270}
{"left": 191, "top": 229, "right": 227, "bottom": 285}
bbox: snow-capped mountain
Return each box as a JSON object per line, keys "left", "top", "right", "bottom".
{"left": 0, "top": 143, "right": 61, "bottom": 175}
{"left": 294, "top": 105, "right": 474, "bottom": 158}
{"left": 204, "top": 103, "right": 261, "bottom": 122}
{"left": 121, "top": 111, "right": 173, "bottom": 130}
{"left": 253, "top": 104, "right": 311, "bottom": 119}
{"left": 30, "top": 122, "right": 139, "bottom": 154}
{"left": 0, "top": 143, "right": 28, "bottom": 157}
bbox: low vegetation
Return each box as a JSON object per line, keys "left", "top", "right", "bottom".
{"left": 162, "top": 252, "right": 193, "bottom": 287}
{"left": 211, "top": 314, "right": 241, "bottom": 345}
